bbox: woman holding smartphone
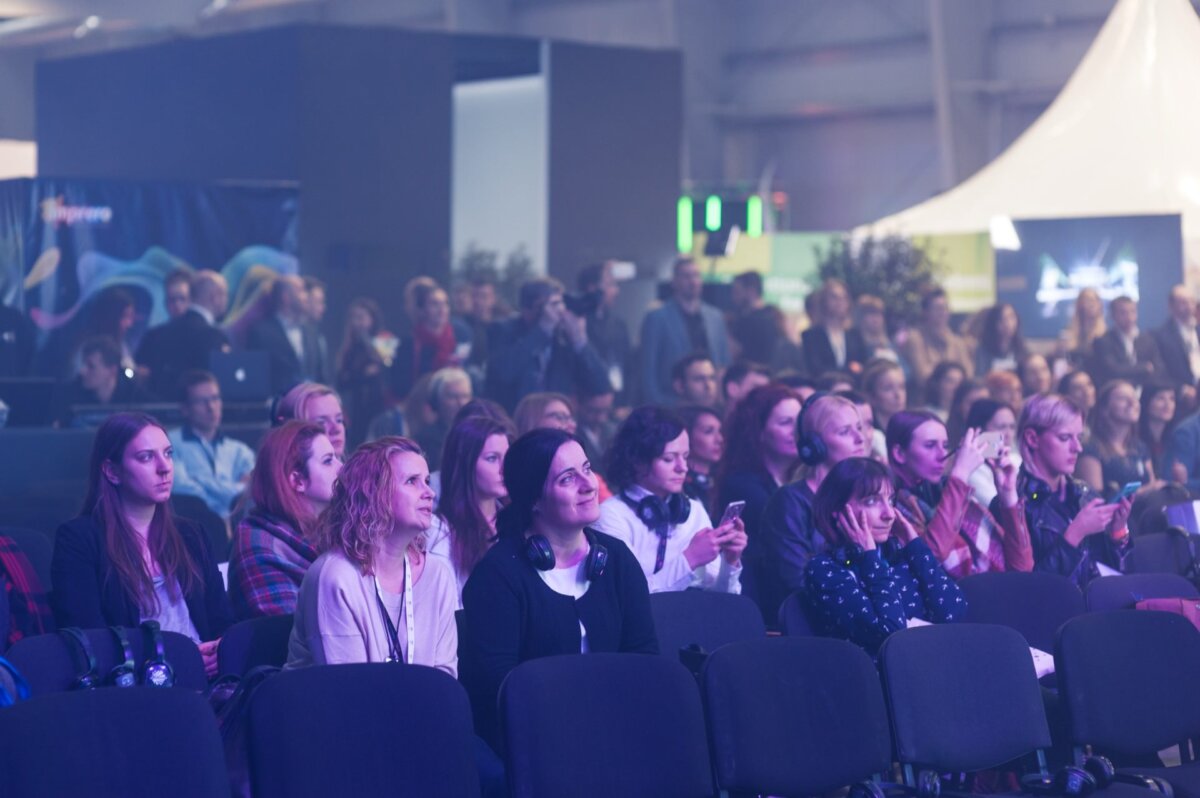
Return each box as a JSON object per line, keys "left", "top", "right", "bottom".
{"left": 887, "top": 410, "right": 1032, "bottom": 579}
{"left": 595, "top": 406, "right": 746, "bottom": 594}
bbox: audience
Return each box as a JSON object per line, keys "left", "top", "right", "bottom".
{"left": 414, "top": 367, "right": 473, "bottom": 471}
{"left": 302, "top": 276, "right": 333, "bottom": 390}
{"left": 721, "top": 361, "right": 771, "bottom": 414}
{"left": 288, "top": 436, "right": 457, "bottom": 672}
{"left": 274, "top": 382, "right": 347, "bottom": 459}
{"left": 670, "top": 353, "right": 720, "bottom": 407}
{"left": 984, "top": 369, "right": 1024, "bottom": 413}
{"left": 485, "top": 277, "right": 611, "bottom": 412}
{"left": 758, "top": 393, "right": 867, "bottom": 621}
{"left": 168, "top": 370, "right": 256, "bottom": 520}
{"left": 229, "top": 421, "right": 340, "bottom": 619}
{"left": 946, "top": 378, "right": 988, "bottom": 444}
{"left": 862, "top": 359, "right": 907, "bottom": 434}
{"left": 1017, "top": 353, "right": 1053, "bottom": 398}
{"left": 803, "top": 457, "right": 966, "bottom": 656}
{"left": 972, "top": 303, "right": 1027, "bottom": 376}
{"left": 135, "top": 268, "right": 192, "bottom": 388}
{"left": 1090, "top": 295, "right": 1164, "bottom": 387}
{"left": 577, "top": 261, "right": 631, "bottom": 402}
{"left": 1017, "top": 394, "right": 1130, "bottom": 587}
{"left": 513, "top": 391, "right": 576, "bottom": 436}
{"left": 248, "top": 274, "right": 326, "bottom": 395}
{"left": 837, "top": 388, "right": 887, "bottom": 462}
{"left": 854, "top": 294, "right": 899, "bottom": 364}
{"left": 596, "top": 406, "right": 746, "bottom": 594}
{"left": 1138, "top": 381, "right": 1178, "bottom": 482}
{"left": 138, "top": 269, "right": 229, "bottom": 399}
{"left": 1058, "top": 287, "right": 1106, "bottom": 367}
{"left": 335, "top": 297, "right": 394, "bottom": 450}
{"left": 640, "top": 258, "right": 730, "bottom": 405}
{"left": 962, "top": 399, "right": 1021, "bottom": 508}
{"left": 1057, "top": 370, "right": 1097, "bottom": 422}
{"left": 713, "top": 385, "right": 800, "bottom": 607}
{"left": 462, "top": 428, "right": 657, "bottom": 746}
{"left": 54, "top": 335, "right": 152, "bottom": 426}
{"left": 1076, "top": 379, "right": 1160, "bottom": 499}
{"left": 676, "top": 405, "right": 723, "bottom": 512}
{"left": 1153, "top": 284, "right": 1200, "bottom": 407}
{"left": 887, "top": 410, "right": 1032, "bottom": 579}
{"left": 391, "top": 277, "right": 460, "bottom": 400}
{"left": 51, "top": 412, "right": 231, "bottom": 677}
{"left": 801, "top": 278, "right": 869, "bottom": 376}
{"left": 922, "top": 361, "right": 966, "bottom": 422}
{"left": 900, "top": 287, "right": 974, "bottom": 391}
{"left": 728, "top": 270, "right": 786, "bottom": 364}
{"left": 575, "top": 389, "right": 618, "bottom": 469}
{"left": 425, "top": 416, "right": 511, "bottom": 601}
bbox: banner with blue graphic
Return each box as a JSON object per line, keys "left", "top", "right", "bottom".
{"left": 0, "top": 178, "right": 299, "bottom": 377}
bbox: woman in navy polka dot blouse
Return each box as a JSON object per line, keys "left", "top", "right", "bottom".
{"left": 802, "top": 457, "right": 966, "bottom": 656}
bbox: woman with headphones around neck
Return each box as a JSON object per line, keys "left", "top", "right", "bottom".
{"left": 757, "top": 393, "right": 868, "bottom": 622}
{"left": 286, "top": 436, "right": 458, "bottom": 674}
{"left": 1017, "top": 394, "right": 1132, "bottom": 588}
{"left": 594, "top": 406, "right": 747, "bottom": 594}
{"left": 52, "top": 412, "right": 231, "bottom": 678}
{"left": 461, "top": 428, "right": 657, "bottom": 747}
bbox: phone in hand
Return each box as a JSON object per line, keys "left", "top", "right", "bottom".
{"left": 719, "top": 500, "right": 746, "bottom": 527}
{"left": 1110, "top": 481, "right": 1141, "bottom": 504}
{"left": 978, "top": 431, "right": 1005, "bottom": 459}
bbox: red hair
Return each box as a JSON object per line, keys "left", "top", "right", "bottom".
{"left": 715, "top": 384, "right": 798, "bottom": 487}
{"left": 249, "top": 421, "right": 325, "bottom": 542}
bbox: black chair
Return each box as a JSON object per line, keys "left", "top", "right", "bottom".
{"left": 1125, "top": 531, "right": 1197, "bottom": 577}
{"left": 959, "top": 571, "right": 1084, "bottom": 651}
{"left": 1085, "top": 573, "right": 1200, "bottom": 612}
{"left": 648, "top": 589, "right": 765, "bottom": 658}
{"left": 0, "top": 687, "right": 228, "bottom": 797}
{"left": 703, "top": 637, "right": 891, "bottom": 796}
{"left": 172, "top": 493, "right": 231, "bottom": 563}
{"left": 777, "top": 590, "right": 816, "bottom": 636}
{"left": 217, "top": 614, "right": 293, "bottom": 677}
{"left": 501, "top": 653, "right": 712, "bottom": 798}
{"left": 5, "top": 627, "right": 208, "bottom": 693}
{"left": 248, "top": 663, "right": 479, "bottom": 798}
{"left": 0, "top": 526, "right": 53, "bottom": 592}
{"left": 1057, "top": 610, "right": 1200, "bottom": 793}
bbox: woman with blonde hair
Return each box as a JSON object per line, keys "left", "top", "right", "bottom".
{"left": 287, "top": 436, "right": 457, "bottom": 674}
{"left": 513, "top": 391, "right": 576, "bottom": 436}
{"left": 1058, "top": 288, "right": 1106, "bottom": 366}
{"left": 275, "top": 382, "right": 347, "bottom": 457}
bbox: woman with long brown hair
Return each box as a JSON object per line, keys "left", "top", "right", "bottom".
{"left": 228, "top": 421, "right": 342, "bottom": 619}
{"left": 52, "top": 412, "right": 231, "bottom": 676}
{"left": 425, "top": 416, "right": 512, "bottom": 601}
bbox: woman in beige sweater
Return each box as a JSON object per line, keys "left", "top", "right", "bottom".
{"left": 287, "top": 436, "right": 458, "bottom": 676}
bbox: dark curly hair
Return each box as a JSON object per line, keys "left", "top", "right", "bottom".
{"left": 605, "top": 406, "right": 686, "bottom": 493}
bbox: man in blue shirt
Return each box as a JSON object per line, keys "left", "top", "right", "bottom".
{"left": 168, "top": 370, "right": 256, "bottom": 520}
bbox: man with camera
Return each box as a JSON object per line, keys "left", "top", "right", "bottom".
{"left": 484, "top": 277, "right": 612, "bottom": 412}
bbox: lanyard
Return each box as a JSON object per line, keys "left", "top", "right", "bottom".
{"left": 374, "top": 556, "right": 415, "bottom": 665}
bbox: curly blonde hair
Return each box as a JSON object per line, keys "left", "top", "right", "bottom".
{"left": 318, "top": 435, "right": 424, "bottom": 573}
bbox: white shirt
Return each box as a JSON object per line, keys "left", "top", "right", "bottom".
{"left": 278, "top": 313, "right": 305, "bottom": 361}
{"left": 968, "top": 451, "right": 1022, "bottom": 509}
{"left": 1178, "top": 320, "right": 1200, "bottom": 379}
{"left": 594, "top": 486, "right": 742, "bottom": 594}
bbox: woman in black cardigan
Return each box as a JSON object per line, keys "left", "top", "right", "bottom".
{"left": 461, "top": 427, "right": 657, "bottom": 746}
{"left": 51, "top": 412, "right": 232, "bottom": 677}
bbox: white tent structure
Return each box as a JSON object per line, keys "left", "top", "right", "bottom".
{"left": 865, "top": 0, "right": 1200, "bottom": 275}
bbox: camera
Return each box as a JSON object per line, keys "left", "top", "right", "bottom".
{"left": 563, "top": 290, "right": 601, "bottom": 316}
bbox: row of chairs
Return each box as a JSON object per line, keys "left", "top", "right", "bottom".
{"left": 2, "top": 611, "right": 1198, "bottom": 797}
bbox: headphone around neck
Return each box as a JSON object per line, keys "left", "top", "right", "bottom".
{"left": 60, "top": 627, "right": 99, "bottom": 690}
{"left": 796, "top": 391, "right": 831, "bottom": 466}
{"left": 620, "top": 490, "right": 691, "bottom": 531}
{"left": 524, "top": 528, "right": 608, "bottom": 580}
{"left": 140, "top": 621, "right": 175, "bottom": 688}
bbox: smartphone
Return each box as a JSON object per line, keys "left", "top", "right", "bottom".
{"left": 719, "top": 500, "right": 746, "bottom": 527}
{"left": 1110, "top": 481, "right": 1141, "bottom": 504}
{"left": 978, "top": 431, "right": 1005, "bottom": 459}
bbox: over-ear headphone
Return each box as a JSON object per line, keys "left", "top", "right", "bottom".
{"left": 849, "top": 771, "right": 940, "bottom": 798}
{"left": 1080, "top": 755, "right": 1174, "bottom": 796}
{"left": 140, "top": 621, "right": 175, "bottom": 688}
{"left": 60, "top": 627, "right": 99, "bottom": 690}
{"left": 796, "top": 391, "right": 831, "bottom": 466}
{"left": 1021, "top": 766, "right": 1096, "bottom": 797}
{"left": 108, "top": 626, "right": 136, "bottom": 688}
{"left": 620, "top": 491, "right": 691, "bottom": 531}
{"left": 524, "top": 528, "right": 608, "bottom": 580}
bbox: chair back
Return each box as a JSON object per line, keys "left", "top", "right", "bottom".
{"left": 777, "top": 590, "right": 816, "bottom": 636}
{"left": 703, "top": 637, "right": 890, "bottom": 795}
{"left": 172, "top": 494, "right": 231, "bottom": 563}
{"left": 959, "top": 571, "right": 1084, "bottom": 651}
{"left": 217, "top": 614, "right": 293, "bottom": 677}
{"left": 880, "top": 623, "right": 1051, "bottom": 772}
{"left": 0, "top": 687, "right": 228, "bottom": 797}
{"left": 1056, "top": 610, "right": 1200, "bottom": 756}
{"left": 501, "top": 653, "right": 712, "bottom": 798}
{"left": 5, "top": 628, "right": 207, "bottom": 694}
{"left": 1124, "top": 531, "right": 1196, "bottom": 576}
{"left": 648, "top": 590, "right": 765, "bottom": 658}
{"left": 248, "top": 663, "right": 480, "bottom": 798}
{"left": 0, "top": 526, "right": 53, "bottom": 592}
{"left": 1084, "top": 573, "right": 1200, "bottom": 612}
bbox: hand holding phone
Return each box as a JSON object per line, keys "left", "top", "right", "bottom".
{"left": 978, "top": 431, "right": 1005, "bottom": 460}
{"left": 719, "top": 500, "right": 746, "bottom": 527}
{"left": 1110, "top": 481, "right": 1141, "bottom": 504}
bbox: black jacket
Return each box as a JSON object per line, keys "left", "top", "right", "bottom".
{"left": 484, "top": 318, "right": 611, "bottom": 412}
{"left": 136, "top": 309, "right": 229, "bottom": 400}
{"left": 50, "top": 514, "right": 232, "bottom": 642}
{"left": 1152, "top": 320, "right": 1200, "bottom": 389}
{"left": 461, "top": 529, "right": 657, "bottom": 746}
{"left": 756, "top": 479, "right": 822, "bottom": 623}
{"left": 1018, "top": 467, "right": 1123, "bottom": 588}
{"left": 246, "top": 315, "right": 325, "bottom": 396}
{"left": 800, "top": 326, "right": 870, "bottom": 377}
{"left": 1088, "top": 328, "right": 1165, "bottom": 387}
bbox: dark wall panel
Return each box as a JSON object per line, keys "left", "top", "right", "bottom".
{"left": 547, "top": 42, "right": 682, "bottom": 283}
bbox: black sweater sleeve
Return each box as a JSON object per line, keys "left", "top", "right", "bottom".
{"left": 610, "top": 539, "right": 659, "bottom": 655}
{"left": 50, "top": 517, "right": 110, "bottom": 630}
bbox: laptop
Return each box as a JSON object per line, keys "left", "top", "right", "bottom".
{"left": 209, "top": 351, "right": 271, "bottom": 402}
{"left": 0, "top": 377, "right": 56, "bottom": 427}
